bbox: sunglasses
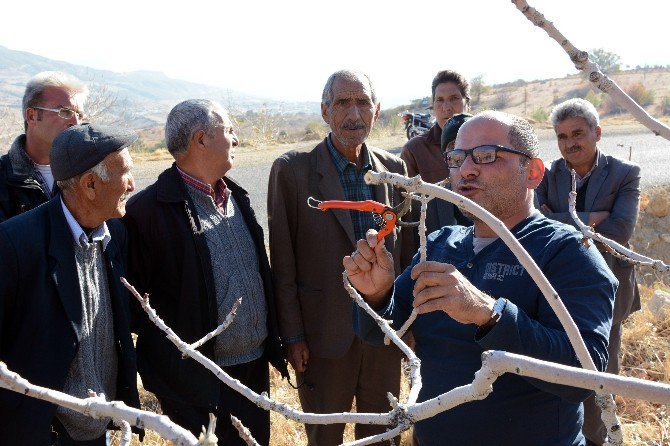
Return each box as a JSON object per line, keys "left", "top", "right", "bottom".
{"left": 445, "top": 144, "right": 531, "bottom": 168}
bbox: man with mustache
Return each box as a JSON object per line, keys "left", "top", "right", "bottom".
{"left": 0, "top": 123, "right": 140, "bottom": 444}
{"left": 346, "top": 111, "right": 616, "bottom": 445}
{"left": 0, "top": 71, "right": 87, "bottom": 222}
{"left": 268, "top": 70, "right": 414, "bottom": 445}
{"left": 123, "top": 99, "right": 287, "bottom": 446}
{"left": 536, "top": 98, "right": 641, "bottom": 446}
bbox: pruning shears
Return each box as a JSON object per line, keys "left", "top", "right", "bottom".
{"left": 307, "top": 195, "right": 418, "bottom": 241}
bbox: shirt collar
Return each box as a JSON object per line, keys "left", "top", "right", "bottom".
{"left": 60, "top": 197, "right": 111, "bottom": 250}
{"left": 177, "top": 166, "right": 228, "bottom": 199}
{"left": 564, "top": 150, "right": 599, "bottom": 184}
{"left": 326, "top": 134, "right": 372, "bottom": 174}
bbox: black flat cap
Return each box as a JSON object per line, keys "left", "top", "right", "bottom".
{"left": 50, "top": 123, "right": 137, "bottom": 181}
{"left": 441, "top": 113, "right": 473, "bottom": 151}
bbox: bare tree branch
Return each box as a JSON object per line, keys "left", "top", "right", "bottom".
{"left": 0, "top": 361, "right": 200, "bottom": 445}
{"left": 511, "top": 0, "right": 670, "bottom": 141}
{"left": 231, "top": 416, "right": 260, "bottom": 446}
{"left": 568, "top": 169, "right": 669, "bottom": 272}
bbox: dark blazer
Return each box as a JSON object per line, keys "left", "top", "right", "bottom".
{"left": 0, "top": 197, "right": 140, "bottom": 444}
{"left": 536, "top": 151, "right": 641, "bottom": 323}
{"left": 268, "top": 139, "right": 415, "bottom": 358}
{"left": 123, "top": 164, "right": 288, "bottom": 410}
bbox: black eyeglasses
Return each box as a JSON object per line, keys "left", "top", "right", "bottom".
{"left": 445, "top": 144, "right": 531, "bottom": 168}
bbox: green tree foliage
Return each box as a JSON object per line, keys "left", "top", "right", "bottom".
{"left": 587, "top": 48, "right": 622, "bottom": 76}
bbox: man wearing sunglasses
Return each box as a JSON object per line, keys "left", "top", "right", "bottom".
{"left": 537, "top": 98, "right": 641, "bottom": 446}
{"left": 0, "top": 71, "right": 87, "bottom": 222}
{"left": 345, "top": 111, "right": 616, "bottom": 445}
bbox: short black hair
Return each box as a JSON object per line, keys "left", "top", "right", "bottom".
{"left": 431, "top": 70, "right": 471, "bottom": 106}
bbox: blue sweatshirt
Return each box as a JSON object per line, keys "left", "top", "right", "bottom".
{"left": 354, "top": 211, "right": 616, "bottom": 445}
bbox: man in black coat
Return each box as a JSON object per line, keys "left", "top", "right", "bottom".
{"left": 0, "top": 71, "right": 87, "bottom": 222}
{"left": 0, "top": 123, "right": 140, "bottom": 445}
{"left": 123, "top": 99, "right": 288, "bottom": 446}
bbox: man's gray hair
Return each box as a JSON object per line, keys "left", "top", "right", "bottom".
{"left": 56, "top": 158, "right": 110, "bottom": 190}
{"left": 22, "top": 71, "right": 88, "bottom": 125}
{"left": 549, "top": 98, "right": 600, "bottom": 129}
{"left": 472, "top": 110, "right": 540, "bottom": 158}
{"left": 165, "top": 99, "right": 227, "bottom": 157}
{"left": 322, "top": 70, "right": 377, "bottom": 107}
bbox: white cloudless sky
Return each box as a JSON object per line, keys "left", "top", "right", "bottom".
{"left": 1, "top": 0, "right": 668, "bottom": 107}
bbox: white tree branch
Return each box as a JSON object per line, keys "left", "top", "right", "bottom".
{"left": 114, "top": 419, "right": 132, "bottom": 446}
{"left": 409, "top": 350, "right": 670, "bottom": 420}
{"left": 386, "top": 193, "right": 430, "bottom": 345}
{"left": 511, "top": 0, "right": 670, "bottom": 141}
{"left": 0, "top": 361, "right": 199, "bottom": 446}
{"left": 343, "top": 272, "right": 422, "bottom": 407}
{"left": 341, "top": 424, "right": 407, "bottom": 446}
{"left": 567, "top": 170, "right": 669, "bottom": 272}
{"left": 188, "top": 297, "right": 243, "bottom": 351}
{"left": 231, "top": 416, "right": 260, "bottom": 446}
{"left": 121, "top": 277, "right": 394, "bottom": 427}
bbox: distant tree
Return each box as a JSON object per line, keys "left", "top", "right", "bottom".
{"left": 586, "top": 48, "right": 621, "bottom": 76}
{"left": 470, "top": 74, "right": 490, "bottom": 105}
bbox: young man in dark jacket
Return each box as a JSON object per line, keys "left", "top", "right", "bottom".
{"left": 123, "top": 99, "right": 287, "bottom": 446}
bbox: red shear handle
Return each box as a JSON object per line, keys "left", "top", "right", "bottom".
{"left": 317, "top": 199, "right": 387, "bottom": 214}
{"left": 309, "top": 197, "right": 398, "bottom": 241}
{"left": 376, "top": 210, "right": 397, "bottom": 241}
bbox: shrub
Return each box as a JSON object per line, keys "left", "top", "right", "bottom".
{"left": 584, "top": 90, "right": 603, "bottom": 109}
{"left": 557, "top": 86, "right": 591, "bottom": 104}
{"left": 601, "top": 83, "right": 656, "bottom": 116}
{"left": 530, "top": 108, "right": 548, "bottom": 123}
{"left": 304, "top": 121, "right": 327, "bottom": 140}
{"left": 492, "top": 90, "right": 511, "bottom": 109}
{"left": 626, "top": 83, "right": 655, "bottom": 106}
{"left": 662, "top": 97, "right": 670, "bottom": 116}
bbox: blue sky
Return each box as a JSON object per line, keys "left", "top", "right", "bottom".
{"left": 1, "top": 0, "right": 668, "bottom": 106}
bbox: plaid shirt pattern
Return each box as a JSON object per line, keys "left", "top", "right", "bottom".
{"left": 326, "top": 135, "right": 377, "bottom": 240}
{"left": 177, "top": 167, "right": 230, "bottom": 215}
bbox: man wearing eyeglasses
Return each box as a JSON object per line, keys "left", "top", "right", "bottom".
{"left": 345, "top": 111, "right": 616, "bottom": 445}
{"left": 0, "top": 71, "right": 87, "bottom": 222}
{"left": 536, "top": 98, "right": 641, "bottom": 446}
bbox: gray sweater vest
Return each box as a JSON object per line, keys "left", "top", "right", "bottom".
{"left": 188, "top": 186, "right": 268, "bottom": 367}
{"left": 56, "top": 241, "right": 117, "bottom": 440}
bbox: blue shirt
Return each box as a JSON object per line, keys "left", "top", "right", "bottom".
{"left": 326, "top": 134, "right": 376, "bottom": 241}
{"left": 355, "top": 211, "right": 616, "bottom": 445}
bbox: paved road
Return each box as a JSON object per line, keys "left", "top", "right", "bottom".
{"left": 135, "top": 131, "right": 670, "bottom": 240}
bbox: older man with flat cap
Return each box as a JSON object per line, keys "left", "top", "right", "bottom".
{"left": 0, "top": 123, "right": 140, "bottom": 445}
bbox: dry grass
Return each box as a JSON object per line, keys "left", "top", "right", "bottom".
{"left": 618, "top": 281, "right": 670, "bottom": 445}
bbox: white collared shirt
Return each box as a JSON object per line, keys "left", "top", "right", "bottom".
{"left": 60, "top": 197, "right": 111, "bottom": 250}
